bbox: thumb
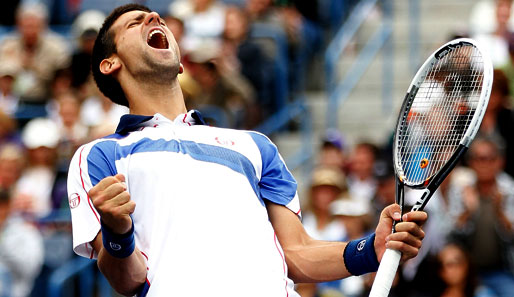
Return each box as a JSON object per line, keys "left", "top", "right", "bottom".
{"left": 382, "top": 204, "right": 402, "bottom": 222}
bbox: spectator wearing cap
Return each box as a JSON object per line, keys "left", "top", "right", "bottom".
{"left": 296, "top": 166, "right": 348, "bottom": 297}
{"left": 11, "top": 118, "right": 61, "bottom": 218}
{"left": 0, "top": 187, "right": 44, "bottom": 297}
{"left": 0, "top": 2, "right": 70, "bottom": 104}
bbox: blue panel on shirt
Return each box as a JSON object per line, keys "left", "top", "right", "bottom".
{"left": 247, "top": 132, "right": 297, "bottom": 206}
{"left": 114, "top": 138, "right": 263, "bottom": 204}
{"left": 87, "top": 140, "right": 119, "bottom": 186}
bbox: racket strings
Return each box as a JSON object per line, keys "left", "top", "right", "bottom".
{"left": 398, "top": 44, "right": 483, "bottom": 184}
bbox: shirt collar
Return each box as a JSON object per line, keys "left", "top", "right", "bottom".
{"left": 115, "top": 110, "right": 206, "bottom": 135}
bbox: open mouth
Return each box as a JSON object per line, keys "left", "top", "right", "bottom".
{"left": 147, "top": 28, "right": 169, "bottom": 50}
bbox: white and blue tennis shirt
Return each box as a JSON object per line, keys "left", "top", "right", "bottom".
{"left": 67, "top": 111, "right": 302, "bottom": 297}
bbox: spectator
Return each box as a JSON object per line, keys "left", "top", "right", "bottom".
{"left": 80, "top": 92, "right": 128, "bottom": 138}
{"left": 11, "top": 118, "right": 61, "bottom": 218}
{"left": 347, "top": 142, "right": 379, "bottom": 204}
{"left": 0, "top": 62, "right": 20, "bottom": 117}
{"left": 69, "top": 10, "right": 106, "bottom": 101}
{"left": 0, "top": 144, "right": 25, "bottom": 191}
{"left": 302, "top": 166, "right": 348, "bottom": 241}
{"left": 296, "top": 166, "right": 348, "bottom": 297}
{"left": 186, "top": 42, "right": 255, "bottom": 128}
{"left": 477, "top": 69, "right": 514, "bottom": 178}
{"left": 221, "top": 5, "right": 275, "bottom": 123}
{"left": 450, "top": 137, "right": 514, "bottom": 297}
{"left": 54, "top": 93, "right": 89, "bottom": 170}
{"left": 330, "top": 198, "right": 373, "bottom": 297}
{"left": 436, "top": 242, "right": 497, "bottom": 297}
{"left": 163, "top": 15, "right": 204, "bottom": 106}
{"left": 245, "top": 0, "right": 320, "bottom": 92}
{"left": 0, "top": 187, "right": 44, "bottom": 297}
{"left": 317, "top": 128, "right": 347, "bottom": 172}
{"left": 0, "top": 2, "right": 70, "bottom": 104}
{"left": 0, "top": 111, "right": 20, "bottom": 147}
{"left": 168, "top": 0, "right": 226, "bottom": 52}
{"left": 472, "top": 0, "right": 513, "bottom": 67}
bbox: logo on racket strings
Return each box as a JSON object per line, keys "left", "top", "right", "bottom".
{"left": 357, "top": 239, "right": 366, "bottom": 251}
{"left": 420, "top": 158, "right": 429, "bottom": 169}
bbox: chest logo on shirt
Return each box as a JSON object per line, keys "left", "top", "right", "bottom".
{"left": 215, "top": 136, "right": 235, "bottom": 146}
{"left": 69, "top": 193, "right": 81, "bottom": 209}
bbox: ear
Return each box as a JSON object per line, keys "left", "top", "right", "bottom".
{"left": 99, "top": 56, "right": 122, "bottom": 76}
{"left": 179, "top": 63, "right": 184, "bottom": 74}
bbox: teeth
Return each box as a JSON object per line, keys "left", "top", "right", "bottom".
{"left": 148, "top": 29, "right": 165, "bottom": 41}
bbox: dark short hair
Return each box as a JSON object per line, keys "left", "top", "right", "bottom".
{"left": 91, "top": 4, "right": 152, "bottom": 107}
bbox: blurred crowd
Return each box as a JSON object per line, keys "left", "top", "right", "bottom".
{"left": 302, "top": 1, "right": 514, "bottom": 297}
{"left": 0, "top": 0, "right": 352, "bottom": 296}
{"left": 0, "top": 0, "right": 513, "bottom": 296}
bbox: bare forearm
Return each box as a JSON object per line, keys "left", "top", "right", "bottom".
{"left": 284, "top": 240, "right": 350, "bottom": 283}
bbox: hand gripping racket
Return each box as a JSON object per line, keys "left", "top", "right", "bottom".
{"left": 369, "top": 38, "right": 493, "bottom": 297}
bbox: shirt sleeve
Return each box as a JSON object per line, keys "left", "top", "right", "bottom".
{"left": 248, "top": 131, "right": 301, "bottom": 216}
{"left": 67, "top": 140, "right": 118, "bottom": 259}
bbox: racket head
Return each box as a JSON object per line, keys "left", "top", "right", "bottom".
{"left": 393, "top": 38, "right": 493, "bottom": 188}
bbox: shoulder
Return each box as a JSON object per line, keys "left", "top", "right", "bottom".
{"left": 72, "top": 135, "right": 122, "bottom": 159}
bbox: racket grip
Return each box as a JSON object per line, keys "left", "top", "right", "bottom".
{"left": 369, "top": 248, "right": 401, "bottom": 297}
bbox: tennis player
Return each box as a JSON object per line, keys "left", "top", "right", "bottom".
{"left": 67, "top": 4, "right": 427, "bottom": 297}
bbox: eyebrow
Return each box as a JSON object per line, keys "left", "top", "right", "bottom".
{"left": 125, "top": 12, "right": 146, "bottom": 27}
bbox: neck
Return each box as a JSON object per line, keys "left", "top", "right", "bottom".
{"left": 123, "top": 75, "right": 187, "bottom": 119}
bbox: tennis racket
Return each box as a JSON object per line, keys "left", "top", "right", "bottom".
{"left": 369, "top": 38, "right": 493, "bottom": 297}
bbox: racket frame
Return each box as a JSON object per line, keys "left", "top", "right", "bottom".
{"left": 369, "top": 38, "right": 493, "bottom": 297}
{"left": 392, "top": 38, "right": 493, "bottom": 212}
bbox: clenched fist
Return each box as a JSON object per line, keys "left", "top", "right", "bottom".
{"left": 89, "top": 174, "right": 135, "bottom": 234}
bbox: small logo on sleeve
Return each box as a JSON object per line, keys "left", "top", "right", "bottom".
{"left": 69, "top": 193, "right": 81, "bottom": 209}
{"left": 357, "top": 239, "right": 367, "bottom": 251}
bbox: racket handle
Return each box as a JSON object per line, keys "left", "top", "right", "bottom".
{"left": 369, "top": 248, "right": 401, "bottom": 297}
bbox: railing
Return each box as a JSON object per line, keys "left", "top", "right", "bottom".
{"left": 325, "top": 0, "right": 394, "bottom": 129}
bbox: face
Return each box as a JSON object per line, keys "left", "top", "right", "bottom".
{"left": 58, "top": 95, "right": 80, "bottom": 127}
{"left": 0, "top": 159, "right": 23, "bottom": 188}
{"left": 319, "top": 146, "right": 345, "bottom": 170}
{"left": 224, "top": 8, "right": 248, "bottom": 41}
{"left": 18, "top": 13, "right": 44, "bottom": 48}
{"left": 438, "top": 245, "right": 469, "bottom": 286}
{"left": 350, "top": 146, "right": 375, "bottom": 179}
{"left": 469, "top": 141, "right": 502, "bottom": 183}
{"left": 496, "top": 0, "right": 512, "bottom": 28}
{"left": 109, "top": 10, "right": 181, "bottom": 84}
{"left": 310, "top": 185, "right": 341, "bottom": 213}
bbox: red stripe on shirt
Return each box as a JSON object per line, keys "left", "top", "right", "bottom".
{"left": 274, "top": 232, "right": 289, "bottom": 297}
{"left": 79, "top": 146, "right": 100, "bottom": 223}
